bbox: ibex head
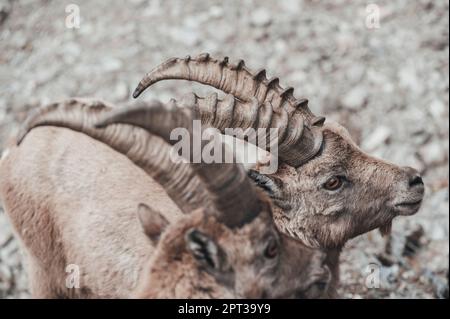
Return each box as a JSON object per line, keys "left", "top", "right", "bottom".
{"left": 251, "top": 122, "right": 424, "bottom": 248}
{"left": 130, "top": 54, "right": 424, "bottom": 249}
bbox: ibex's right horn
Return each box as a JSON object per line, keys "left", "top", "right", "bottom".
{"left": 175, "top": 92, "right": 323, "bottom": 167}
{"left": 133, "top": 55, "right": 325, "bottom": 167}
{"left": 133, "top": 54, "right": 319, "bottom": 122}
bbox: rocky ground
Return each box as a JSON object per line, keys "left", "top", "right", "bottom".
{"left": 0, "top": 0, "right": 448, "bottom": 298}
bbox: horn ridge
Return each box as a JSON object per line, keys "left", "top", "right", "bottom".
{"left": 132, "top": 55, "right": 319, "bottom": 124}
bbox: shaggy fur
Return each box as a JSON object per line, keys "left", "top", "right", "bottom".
{"left": 0, "top": 127, "right": 330, "bottom": 298}
{"left": 255, "top": 122, "right": 424, "bottom": 295}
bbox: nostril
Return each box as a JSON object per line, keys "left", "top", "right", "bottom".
{"left": 403, "top": 167, "right": 423, "bottom": 188}
{"left": 409, "top": 175, "right": 423, "bottom": 187}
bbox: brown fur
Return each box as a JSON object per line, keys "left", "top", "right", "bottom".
{"left": 256, "top": 122, "right": 424, "bottom": 295}
{"left": 0, "top": 127, "right": 329, "bottom": 298}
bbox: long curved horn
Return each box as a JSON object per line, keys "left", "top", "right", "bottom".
{"left": 133, "top": 54, "right": 325, "bottom": 126}
{"left": 18, "top": 98, "right": 261, "bottom": 228}
{"left": 17, "top": 98, "right": 212, "bottom": 214}
{"left": 133, "top": 55, "right": 325, "bottom": 166}
{"left": 175, "top": 92, "right": 323, "bottom": 167}
{"left": 96, "top": 103, "right": 261, "bottom": 227}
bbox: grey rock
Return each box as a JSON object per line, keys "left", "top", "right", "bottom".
{"left": 169, "top": 28, "right": 200, "bottom": 47}
{"left": 250, "top": 8, "right": 272, "bottom": 27}
{"left": 419, "top": 141, "right": 447, "bottom": 166}
{"left": 0, "top": 215, "right": 13, "bottom": 247}
{"left": 428, "top": 99, "right": 447, "bottom": 120}
{"left": 113, "top": 82, "right": 129, "bottom": 102}
{"left": 10, "top": 33, "right": 28, "bottom": 49}
{"left": 362, "top": 126, "right": 392, "bottom": 152}
{"left": 208, "top": 5, "right": 224, "bottom": 19}
{"left": 101, "top": 57, "right": 123, "bottom": 72}
{"left": 398, "top": 66, "right": 424, "bottom": 96}
{"left": 341, "top": 86, "right": 368, "bottom": 110}
{"left": 0, "top": 264, "right": 12, "bottom": 289}
{"left": 0, "top": 0, "right": 11, "bottom": 25}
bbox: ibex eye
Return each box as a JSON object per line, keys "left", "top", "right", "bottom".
{"left": 264, "top": 238, "right": 279, "bottom": 259}
{"left": 323, "top": 176, "right": 343, "bottom": 191}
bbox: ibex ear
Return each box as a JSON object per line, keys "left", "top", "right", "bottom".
{"left": 137, "top": 203, "right": 169, "bottom": 244}
{"left": 247, "top": 170, "right": 291, "bottom": 210}
{"left": 185, "top": 229, "right": 227, "bottom": 273}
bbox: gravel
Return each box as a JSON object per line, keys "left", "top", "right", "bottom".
{"left": 0, "top": 0, "right": 448, "bottom": 299}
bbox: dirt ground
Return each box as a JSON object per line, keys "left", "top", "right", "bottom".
{"left": 0, "top": 0, "right": 448, "bottom": 299}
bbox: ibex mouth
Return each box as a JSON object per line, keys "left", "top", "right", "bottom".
{"left": 394, "top": 199, "right": 423, "bottom": 216}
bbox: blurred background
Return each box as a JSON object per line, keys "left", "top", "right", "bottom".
{"left": 0, "top": 0, "right": 448, "bottom": 298}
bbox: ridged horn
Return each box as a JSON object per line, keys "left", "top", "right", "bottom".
{"left": 18, "top": 98, "right": 261, "bottom": 228}
{"left": 132, "top": 54, "right": 319, "bottom": 123}
{"left": 132, "top": 55, "right": 326, "bottom": 166}
{"left": 175, "top": 92, "right": 323, "bottom": 167}
{"left": 96, "top": 103, "right": 262, "bottom": 227}
{"left": 17, "top": 98, "right": 211, "bottom": 214}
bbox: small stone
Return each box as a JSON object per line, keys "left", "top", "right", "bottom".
{"left": 211, "top": 22, "right": 235, "bottom": 43}
{"left": 428, "top": 99, "right": 446, "bottom": 119}
{"left": 0, "top": 215, "right": 13, "bottom": 247}
{"left": 399, "top": 66, "right": 424, "bottom": 96}
{"left": 279, "top": 0, "right": 302, "bottom": 14}
{"left": 0, "top": 0, "right": 11, "bottom": 24}
{"left": 101, "top": 57, "right": 123, "bottom": 72}
{"left": 341, "top": 86, "right": 368, "bottom": 110}
{"left": 0, "top": 264, "right": 12, "bottom": 288}
{"left": 11, "top": 33, "right": 28, "bottom": 49}
{"left": 362, "top": 126, "right": 392, "bottom": 152}
{"left": 250, "top": 8, "right": 272, "bottom": 27}
{"left": 0, "top": 97, "right": 6, "bottom": 110}
{"left": 0, "top": 108, "right": 6, "bottom": 123}
{"left": 383, "top": 264, "right": 400, "bottom": 284}
{"left": 62, "top": 42, "right": 81, "bottom": 64}
{"left": 142, "top": 0, "right": 162, "bottom": 17}
{"left": 346, "top": 65, "right": 365, "bottom": 83}
{"left": 419, "top": 141, "right": 447, "bottom": 166}
{"left": 209, "top": 6, "right": 223, "bottom": 18}
{"left": 170, "top": 28, "right": 200, "bottom": 47}
{"left": 113, "top": 82, "right": 129, "bottom": 102}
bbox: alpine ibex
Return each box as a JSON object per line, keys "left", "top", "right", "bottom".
{"left": 2, "top": 54, "right": 425, "bottom": 297}
{"left": 130, "top": 54, "right": 425, "bottom": 294}
{"left": 0, "top": 100, "right": 330, "bottom": 298}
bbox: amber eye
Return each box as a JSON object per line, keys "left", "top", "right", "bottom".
{"left": 264, "top": 238, "right": 279, "bottom": 259}
{"left": 324, "top": 176, "right": 343, "bottom": 191}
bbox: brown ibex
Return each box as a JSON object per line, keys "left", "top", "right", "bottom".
{"left": 130, "top": 54, "right": 425, "bottom": 294}
{"left": 3, "top": 54, "right": 425, "bottom": 297}
{"left": 0, "top": 100, "right": 330, "bottom": 298}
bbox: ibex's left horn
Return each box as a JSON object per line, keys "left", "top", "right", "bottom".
{"left": 17, "top": 98, "right": 211, "bottom": 215}
{"left": 98, "top": 102, "right": 262, "bottom": 228}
